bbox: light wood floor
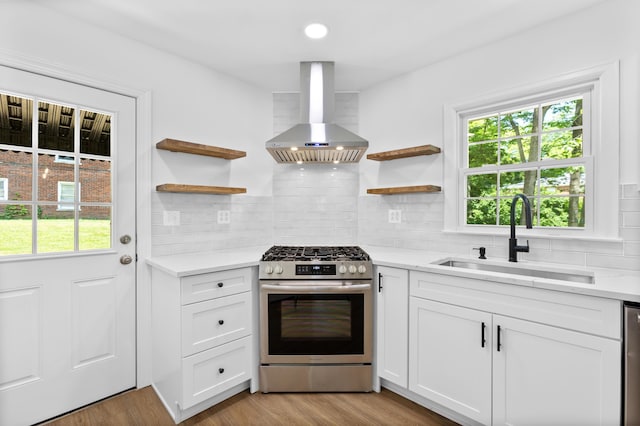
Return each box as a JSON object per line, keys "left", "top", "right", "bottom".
{"left": 42, "top": 386, "right": 460, "bottom": 425}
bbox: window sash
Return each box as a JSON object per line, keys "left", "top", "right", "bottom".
{"left": 57, "top": 181, "right": 80, "bottom": 211}
{"left": 0, "top": 178, "right": 7, "bottom": 200}
{"left": 459, "top": 88, "right": 592, "bottom": 232}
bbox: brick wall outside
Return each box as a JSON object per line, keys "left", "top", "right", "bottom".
{"left": 0, "top": 150, "right": 111, "bottom": 219}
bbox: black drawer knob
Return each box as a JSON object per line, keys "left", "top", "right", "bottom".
{"left": 218, "top": 368, "right": 224, "bottom": 374}
{"left": 218, "top": 320, "right": 224, "bottom": 325}
{"left": 217, "top": 282, "right": 224, "bottom": 288}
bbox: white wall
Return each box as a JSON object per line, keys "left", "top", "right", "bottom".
{"left": 358, "top": 0, "right": 640, "bottom": 270}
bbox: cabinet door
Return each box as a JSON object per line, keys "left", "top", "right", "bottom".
{"left": 376, "top": 266, "right": 409, "bottom": 387}
{"left": 181, "top": 336, "right": 251, "bottom": 409}
{"left": 409, "top": 298, "right": 492, "bottom": 425}
{"left": 492, "top": 315, "right": 621, "bottom": 425}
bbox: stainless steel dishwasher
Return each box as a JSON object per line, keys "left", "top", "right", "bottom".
{"left": 625, "top": 302, "right": 640, "bottom": 426}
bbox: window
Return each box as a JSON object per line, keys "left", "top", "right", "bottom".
{"left": 0, "top": 178, "right": 7, "bottom": 200}
{"left": 54, "top": 155, "right": 75, "bottom": 164}
{"left": 444, "top": 63, "right": 620, "bottom": 239}
{"left": 464, "top": 95, "right": 588, "bottom": 228}
{"left": 57, "top": 181, "right": 79, "bottom": 211}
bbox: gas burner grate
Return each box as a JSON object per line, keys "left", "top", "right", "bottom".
{"left": 261, "top": 245, "right": 370, "bottom": 262}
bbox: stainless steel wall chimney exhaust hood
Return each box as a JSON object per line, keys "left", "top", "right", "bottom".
{"left": 266, "top": 62, "right": 368, "bottom": 164}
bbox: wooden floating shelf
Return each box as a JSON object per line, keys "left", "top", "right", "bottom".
{"left": 367, "top": 185, "right": 442, "bottom": 195}
{"left": 156, "top": 138, "right": 246, "bottom": 160}
{"left": 366, "top": 144, "right": 441, "bottom": 161}
{"left": 156, "top": 184, "right": 247, "bottom": 195}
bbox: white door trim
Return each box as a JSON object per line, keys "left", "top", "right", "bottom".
{"left": 0, "top": 48, "right": 154, "bottom": 388}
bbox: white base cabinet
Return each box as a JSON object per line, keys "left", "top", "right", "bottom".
{"left": 376, "top": 266, "right": 409, "bottom": 388}
{"left": 409, "top": 298, "right": 492, "bottom": 425}
{"left": 407, "top": 270, "right": 621, "bottom": 426}
{"left": 492, "top": 314, "right": 620, "bottom": 425}
{"left": 151, "top": 266, "right": 256, "bottom": 423}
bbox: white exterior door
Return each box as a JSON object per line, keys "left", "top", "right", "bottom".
{"left": 0, "top": 65, "right": 136, "bottom": 425}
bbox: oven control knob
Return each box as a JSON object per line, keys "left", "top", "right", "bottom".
{"left": 264, "top": 265, "right": 274, "bottom": 274}
{"left": 274, "top": 265, "right": 284, "bottom": 274}
{"left": 348, "top": 265, "right": 357, "bottom": 274}
{"left": 358, "top": 265, "right": 367, "bottom": 274}
{"left": 338, "top": 265, "right": 347, "bottom": 274}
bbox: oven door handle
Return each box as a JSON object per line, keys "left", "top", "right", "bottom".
{"left": 260, "top": 284, "right": 371, "bottom": 292}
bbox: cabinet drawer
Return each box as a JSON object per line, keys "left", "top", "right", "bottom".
{"left": 410, "top": 270, "right": 621, "bottom": 339}
{"left": 181, "top": 268, "right": 252, "bottom": 305}
{"left": 181, "top": 336, "right": 251, "bottom": 409}
{"left": 181, "top": 292, "right": 251, "bottom": 356}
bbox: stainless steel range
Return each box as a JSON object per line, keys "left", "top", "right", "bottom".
{"left": 259, "top": 245, "right": 373, "bottom": 393}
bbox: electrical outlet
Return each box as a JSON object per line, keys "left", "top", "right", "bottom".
{"left": 163, "top": 210, "right": 180, "bottom": 226}
{"left": 217, "top": 210, "right": 231, "bottom": 224}
{"left": 388, "top": 209, "right": 402, "bottom": 224}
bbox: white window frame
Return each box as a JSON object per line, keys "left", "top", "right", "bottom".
{"left": 443, "top": 62, "right": 620, "bottom": 240}
{"left": 57, "top": 181, "right": 80, "bottom": 211}
{"left": 0, "top": 178, "right": 7, "bottom": 200}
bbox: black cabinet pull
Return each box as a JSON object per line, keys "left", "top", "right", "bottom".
{"left": 218, "top": 368, "right": 224, "bottom": 374}
{"left": 378, "top": 273, "right": 383, "bottom": 293}
{"left": 497, "top": 325, "right": 502, "bottom": 351}
{"left": 217, "top": 282, "right": 224, "bottom": 288}
{"left": 218, "top": 320, "right": 224, "bottom": 325}
{"left": 481, "top": 322, "right": 486, "bottom": 348}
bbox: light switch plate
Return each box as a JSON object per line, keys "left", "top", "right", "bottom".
{"left": 217, "top": 210, "right": 231, "bottom": 224}
{"left": 388, "top": 209, "right": 402, "bottom": 224}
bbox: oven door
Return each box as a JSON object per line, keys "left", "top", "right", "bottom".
{"left": 260, "top": 281, "right": 372, "bottom": 364}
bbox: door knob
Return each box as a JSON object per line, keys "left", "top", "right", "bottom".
{"left": 120, "top": 235, "right": 132, "bottom": 244}
{"left": 120, "top": 255, "right": 133, "bottom": 265}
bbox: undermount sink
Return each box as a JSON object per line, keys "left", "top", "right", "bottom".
{"left": 436, "top": 259, "right": 595, "bottom": 284}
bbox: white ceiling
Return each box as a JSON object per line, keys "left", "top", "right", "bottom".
{"left": 36, "top": 0, "right": 609, "bottom": 92}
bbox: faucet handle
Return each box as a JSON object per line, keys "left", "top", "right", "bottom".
{"left": 473, "top": 247, "right": 487, "bottom": 259}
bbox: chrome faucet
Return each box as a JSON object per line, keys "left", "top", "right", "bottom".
{"left": 509, "top": 194, "right": 532, "bottom": 262}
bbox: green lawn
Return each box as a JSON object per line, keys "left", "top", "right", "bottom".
{"left": 0, "top": 219, "right": 111, "bottom": 255}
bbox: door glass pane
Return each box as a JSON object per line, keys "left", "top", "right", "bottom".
{"left": 80, "top": 110, "right": 111, "bottom": 156}
{"left": 0, "top": 150, "right": 33, "bottom": 201}
{"left": 79, "top": 206, "right": 111, "bottom": 250}
{"left": 80, "top": 158, "right": 111, "bottom": 203}
{"left": 0, "top": 205, "right": 32, "bottom": 255}
{"left": 281, "top": 299, "right": 351, "bottom": 339}
{"left": 37, "top": 206, "right": 74, "bottom": 253}
{"left": 38, "top": 155, "right": 76, "bottom": 203}
{"left": 38, "top": 101, "right": 75, "bottom": 152}
{"left": 0, "top": 93, "right": 32, "bottom": 148}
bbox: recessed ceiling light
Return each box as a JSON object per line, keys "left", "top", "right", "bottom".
{"left": 304, "top": 23, "right": 328, "bottom": 39}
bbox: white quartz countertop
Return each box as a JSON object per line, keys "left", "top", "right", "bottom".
{"left": 146, "top": 246, "right": 268, "bottom": 277}
{"left": 362, "top": 245, "right": 640, "bottom": 303}
{"left": 146, "top": 245, "right": 640, "bottom": 302}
